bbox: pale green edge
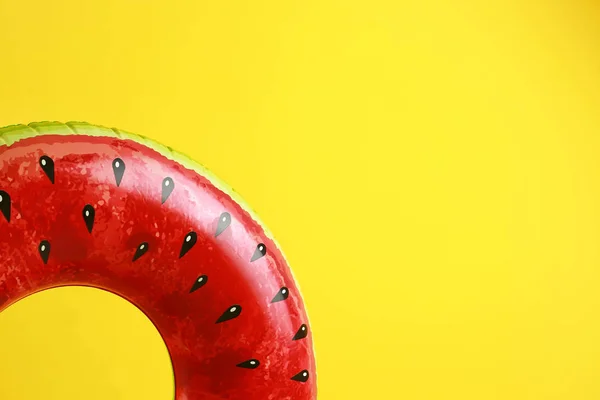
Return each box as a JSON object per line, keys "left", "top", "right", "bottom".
{"left": 0, "top": 120, "right": 317, "bottom": 385}
{"left": 0, "top": 121, "right": 302, "bottom": 295}
{"left": 0, "top": 121, "right": 282, "bottom": 244}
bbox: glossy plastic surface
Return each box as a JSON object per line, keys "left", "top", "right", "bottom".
{"left": 0, "top": 131, "right": 316, "bottom": 399}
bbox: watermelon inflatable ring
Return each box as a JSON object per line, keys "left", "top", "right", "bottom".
{"left": 0, "top": 121, "right": 317, "bottom": 399}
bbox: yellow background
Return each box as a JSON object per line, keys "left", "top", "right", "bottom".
{"left": 1, "top": 0, "right": 600, "bottom": 399}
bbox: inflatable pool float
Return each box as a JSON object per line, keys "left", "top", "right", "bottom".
{"left": 0, "top": 121, "right": 316, "bottom": 399}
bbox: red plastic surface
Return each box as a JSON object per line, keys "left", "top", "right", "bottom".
{"left": 0, "top": 134, "right": 316, "bottom": 399}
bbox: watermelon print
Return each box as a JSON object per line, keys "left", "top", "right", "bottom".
{"left": 0, "top": 121, "right": 317, "bottom": 400}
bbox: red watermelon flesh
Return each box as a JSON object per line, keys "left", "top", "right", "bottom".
{"left": 0, "top": 122, "right": 316, "bottom": 400}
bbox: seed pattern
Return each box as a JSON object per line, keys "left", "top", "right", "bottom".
{"left": 293, "top": 324, "right": 308, "bottom": 341}
{"left": 271, "top": 287, "right": 290, "bottom": 303}
{"left": 237, "top": 359, "right": 260, "bottom": 369}
{"left": 112, "top": 158, "right": 126, "bottom": 186}
{"left": 0, "top": 190, "right": 11, "bottom": 222}
{"left": 38, "top": 240, "right": 51, "bottom": 264}
{"left": 4, "top": 148, "right": 311, "bottom": 386}
{"left": 132, "top": 242, "right": 149, "bottom": 261}
{"left": 216, "top": 305, "right": 242, "bottom": 323}
{"left": 189, "top": 274, "right": 208, "bottom": 293}
{"left": 180, "top": 232, "right": 197, "bottom": 258}
{"left": 82, "top": 204, "right": 95, "bottom": 233}
{"left": 291, "top": 370, "right": 310, "bottom": 383}
{"left": 161, "top": 177, "right": 174, "bottom": 204}
{"left": 215, "top": 212, "right": 231, "bottom": 237}
{"left": 39, "top": 155, "right": 55, "bottom": 184}
{"left": 251, "top": 243, "right": 266, "bottom": 262}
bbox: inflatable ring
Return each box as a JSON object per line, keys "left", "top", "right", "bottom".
{"left": 0, "top": 122, "right": 317, "bottom": 399}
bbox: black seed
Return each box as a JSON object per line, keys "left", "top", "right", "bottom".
{"left": 180, "top": 231, "right": 197, "bottom": 258}
{"left": 38, "top": 240, "right": 51, "bottom": 264}
{"left": 291, "top": 370, "right": 310, "bottom": 383}
{"left": 250, "top": 243, "right": 266, "bottom": 262}
{"left": 161, "top": 177, "right": 174, "bottom": 204}
{"left": 271, "top": 287, "right": 289, "bottom": 303}
{"left": 0, "top": 190, "right": 11, "bottom": 223}
{"left": 112, "top": 158, "right": 126, "bottom": 187}
{"left": 189, "top": 275, "right": 208, "bottom": 293}
{"left": 132, "top": 242, "right": 149, "bottom": 261}
{"left": 236, "top": 359, "right": 260, "bottom": 369}
{"left": 39, "top": 155, "right": 55, "bottom": 184}
{"left": 216, "top": 305, "right": 242, "bottom": 323}
{"left": 215, "top": 212, "right": 231, "bottom": 237}
{"left": 293, "top": 324, "right": 308, "bottom": 341}
{"left": 82, "top": 204, "right": 95, "bottom": 233}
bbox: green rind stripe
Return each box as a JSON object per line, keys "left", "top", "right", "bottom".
{"left": 0, "top": 120, "right": 317, "bottom": 382}
{"left": 0, "top": 121, "right": 283, "bottom": 260}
